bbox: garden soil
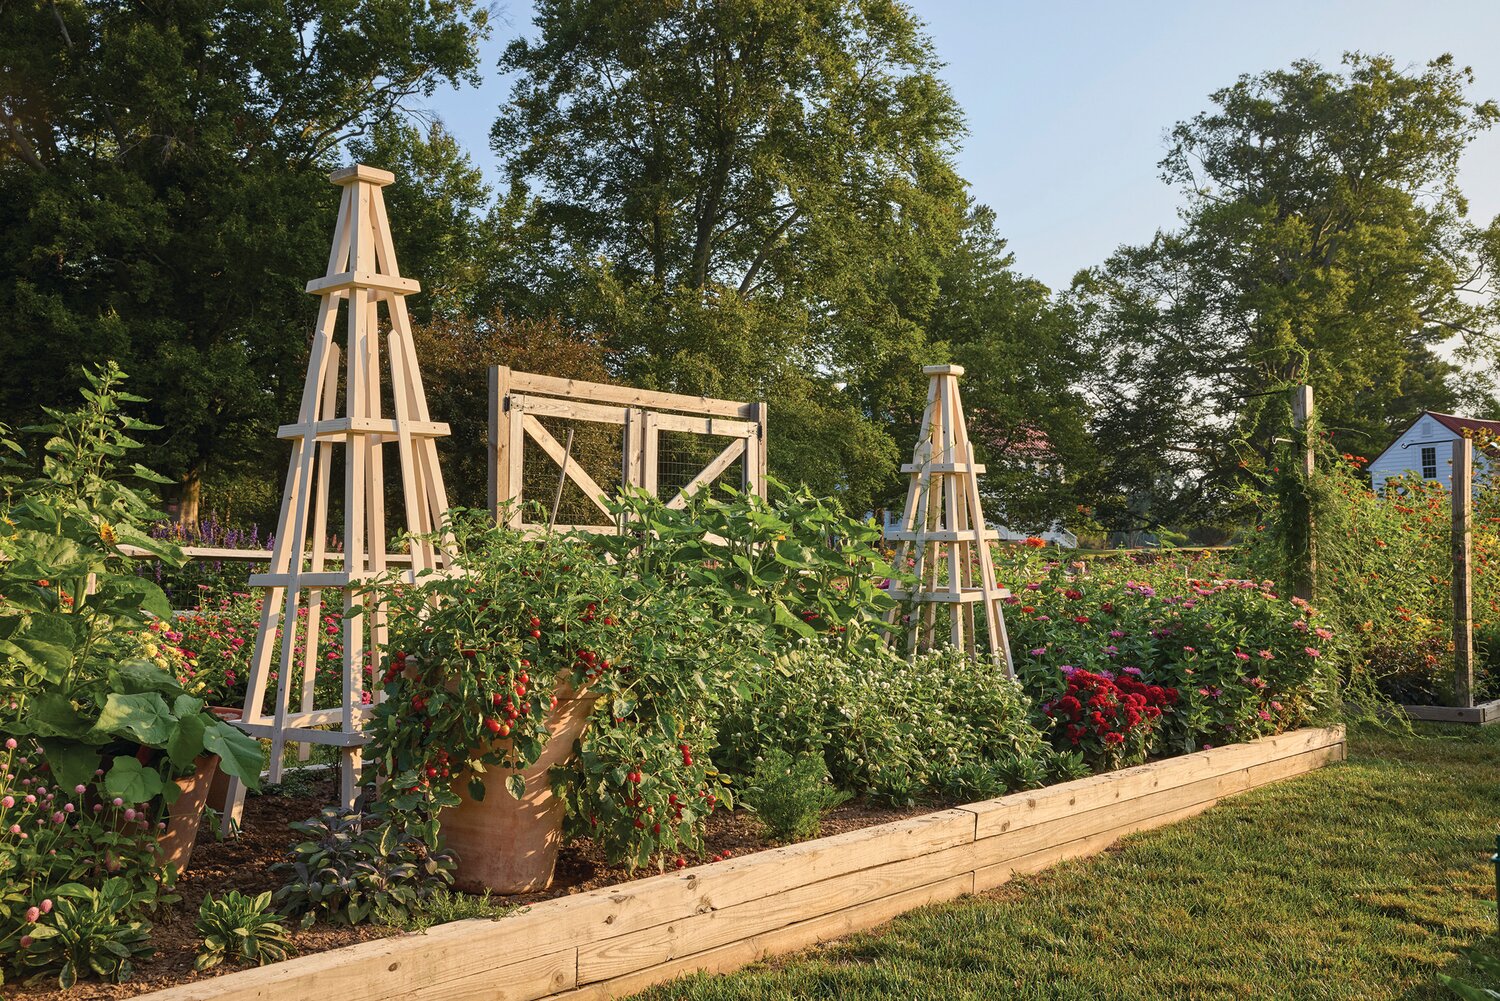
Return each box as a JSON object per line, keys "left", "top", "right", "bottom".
{"left": 7, "top": 778, "right": 928, "bottom": 1000}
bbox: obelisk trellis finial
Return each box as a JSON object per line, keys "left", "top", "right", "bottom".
{"left": 885, "top": 365, "right": 1014, "bottom": 673}
{"left": 222, "top": 165, "right": 454, "bottom": 824}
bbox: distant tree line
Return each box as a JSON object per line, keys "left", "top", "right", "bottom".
{"left": 3, "top": 2, "right": 1497, "bottom": 538}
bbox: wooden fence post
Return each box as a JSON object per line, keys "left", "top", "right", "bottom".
{"left": 1291, "top": 385, "right": 1316, "bottom": 602}
{"left": 489, "top": 365, "right": 511, "bottom": 524}
{"left": 1453, "top": 435, "right": 1475, "bottom": 708}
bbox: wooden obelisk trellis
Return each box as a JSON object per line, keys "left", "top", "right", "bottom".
{"left": 223, "top": 165, "right": 453, "bottom": 825}
{"left": 885, "top": 365, "right": 1014, "bottom": 674}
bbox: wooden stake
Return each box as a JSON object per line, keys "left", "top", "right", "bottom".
{"left": 1291, "top": 385, "right": 1315, "bottom": 603}
{"left": 1453, "top": 435, "right": 1475, "bottom": 708}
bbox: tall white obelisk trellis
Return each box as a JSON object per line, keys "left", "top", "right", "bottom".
{"left": 885, "top": 365, "right": 1014, "bottom": 674}
{"left": 223, "top": 165, "right": 453, "bottom": 825}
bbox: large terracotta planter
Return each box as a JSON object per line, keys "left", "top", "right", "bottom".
{"left": 442, "top": 689, "right": 598, "bottom": 894}
{"left": 158, "top": 754, "right": 219, "bottom": 870}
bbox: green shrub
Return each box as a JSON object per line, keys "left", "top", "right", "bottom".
{"left": 12, "top": 878, "right": 154, "bottom": 989}
{"left": 194, "top": 890, "right": 290, "bottom": 971}
{"left": 743, "top": 748, "right": 849, "bottom": 842}
{"left": 717, "top": 642, "right": 1051, "bottom": 806}
{"left": 272, "top": 806, "right": 456, "bottom": 927}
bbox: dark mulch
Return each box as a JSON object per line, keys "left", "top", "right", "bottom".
{"left": 6, "top": 779, "right": 929, "bottom": 1000}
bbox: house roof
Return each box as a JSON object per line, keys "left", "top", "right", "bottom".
{"left": 1370, "top": 410, "right": 1500, "bottom": 473}
{"left": 1425, "top": 411, "right": 1500, "bottom": 437}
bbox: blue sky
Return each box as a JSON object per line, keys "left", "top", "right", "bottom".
{"left": 419, "top": 0, "right": 1500, "bottom": 292}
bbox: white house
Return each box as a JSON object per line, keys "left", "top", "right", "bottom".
{"left": 1367, "top": 411, "right": 1498, "bottom": 493}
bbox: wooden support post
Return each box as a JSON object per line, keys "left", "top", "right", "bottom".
{"left": 1454, "top": 435, "right": 1475, "bottom": 708}
{"left": 488, "top": 366, "right": 508, "bottom": 523}
{"left": 1291, "top": 384, "right": 1315, "bottom": 603}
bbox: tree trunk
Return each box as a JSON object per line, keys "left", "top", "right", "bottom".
{"left": 173, "top": 468, "right": 202, "bottom": 526}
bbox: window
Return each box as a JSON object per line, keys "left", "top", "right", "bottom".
{"left": 1421, "top": 446, "right": 1437, "bottom": 480}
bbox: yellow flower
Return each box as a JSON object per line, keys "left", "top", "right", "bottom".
{"left": 98, "top": 521, "right": 117, "bottom": 545}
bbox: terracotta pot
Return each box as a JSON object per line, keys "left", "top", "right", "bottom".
{"left": 441, "top": 689, "right": 598, "bottom": 894}
{"left": 158, "top": 753, "right": 219, "bottom": 870}
{"left": 205, "top": 706, "right": 243, "bottom": 812}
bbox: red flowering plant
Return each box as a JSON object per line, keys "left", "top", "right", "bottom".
{"left": 148, "top": 592, "right": 348, "bottom": 711}
{"left": 1002, "top": 549, "right": 1332, "bottom": 756}
{"left": 1042, "top": 667, "right": 1175, "bottom": 770}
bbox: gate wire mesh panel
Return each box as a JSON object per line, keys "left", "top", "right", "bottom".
{"left": 521, "top": 414, "right": 624, "bottom": 528}
{"left": 656, "top": 430, "right": 747, "bottom": 505}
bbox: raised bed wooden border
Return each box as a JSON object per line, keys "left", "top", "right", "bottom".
{"left": 1400, "top": 699, "right": 1500, "bottom": 725}
{"left": 141, "top": 726, "right": 1345, "bottom": 1001}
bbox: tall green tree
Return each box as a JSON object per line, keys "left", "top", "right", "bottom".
{"left": 926, "top": 204, "right": 1094, "bottom": 533}
{"left": 348, "top": 119, "right": 498, "bottom": 324}
{"left": 0, "top": 0, "right": 488, "bottom": 521}
{"left": 491, "top": 0, "right": 969, "bottom": 512}
{"left": 1073, "top": 53, "right": 1500, "bottom": 531}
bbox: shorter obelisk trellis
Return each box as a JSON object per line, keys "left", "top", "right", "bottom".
{"left": 223, "top": 165, "right": 454, "bottom": 825}
{"left": 885, "top": 365, "right": 1014, "bottom": 674}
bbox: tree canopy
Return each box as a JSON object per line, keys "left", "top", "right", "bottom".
{"left": 1073, "top": 53, "right": 1500, "bottom": 532}
{"left": 0, "top": 0, "right": 488, "bottom": 520}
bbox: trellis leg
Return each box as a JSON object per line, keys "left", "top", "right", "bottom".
{"left": 298, "top": 347, "right": 340, "bottom": 762}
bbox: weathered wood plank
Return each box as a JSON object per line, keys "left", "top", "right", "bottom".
{"left": 968, "top": 742, "right": 1344, "bottom": 873}
{"left": 1401, "top": 700, "right": 1500, "bottom": 725}
{"left": 553, "top": 873, "right": 975, "bottom": 1001}
{"left": 966, "top": 727, "right": 1344, "bottom": 840}
{"left": 509, "top": 371, "right": 755, "bottom": 418}
{"left": 577, "top": 825, "right": 977, "bottom": 983}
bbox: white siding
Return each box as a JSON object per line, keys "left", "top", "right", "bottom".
{"left": 1368, "top": 414, "right": 1492, "bottom": 492}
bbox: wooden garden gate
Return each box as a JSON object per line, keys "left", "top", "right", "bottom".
{"left": 487, "top": 368, "right": 768, "bottom": 530}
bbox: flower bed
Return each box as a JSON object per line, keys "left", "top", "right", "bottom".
{"left": 128, "top": 727, "right": 1344, "bottom": 1001}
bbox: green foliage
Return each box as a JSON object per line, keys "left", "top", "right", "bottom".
{"left": 0, "top": 369, "right": 262, "bottom": 985}
{"left": 0, "top": 0, "right": 489, "bottom": 507}
{"left": 271, "top": 806, "right": 456, "bottom": 927}
{"left": 11, "top": 878, "right": 155, "bottom": 989}
{"left": 373, "top": 887, "right": 515, "bottom": 932}
{"left": 601, "top": 482, "right": 903, "bottom": 661}
{"left": 1073, "top": 53, "right": 1500, "bottom": 531}
{"left": 717, "top": 642, "right": 1051, "bottom": 806}
{"left": 742, "top": 749, "right": 849, "bottom": 843}
{"left": 0, "top": 367, "right": 262, "bottom": 798}
{"left": 493, "top": 0, "right": 982, "bottom": 511}
{"left": 0, "top": 740, "right": 176, "bottom": 986}
{"left": 193, "top": 890, "right": 291, "bottom": 972}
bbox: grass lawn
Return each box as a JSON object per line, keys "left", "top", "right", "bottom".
{"left": 632, "top": 724, "right": 1500, "bottom": 1001}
